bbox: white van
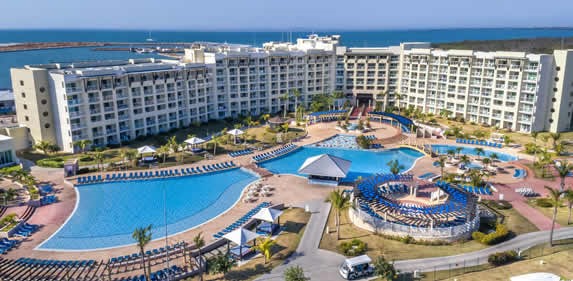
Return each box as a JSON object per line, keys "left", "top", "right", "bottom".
{"left": 338, "top": 255, "right": 373, "bottom": 280}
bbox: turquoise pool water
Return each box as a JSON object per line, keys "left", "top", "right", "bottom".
{"left": 260, "top": 146, "right": 424, "bottom": 182}
{"left": 430, "top": 145, "right": 517, "bottom": 162}
{"left": 38, "top": 168, "right": 258, "bottom": 251}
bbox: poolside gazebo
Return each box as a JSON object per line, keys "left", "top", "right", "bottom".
{"left": 298, "top": 154, "right": 351, "bottom": 186}
{"left": 222, "top": 228, "right": 260, "bottom": 260}
{"left": 227, "top": 129, "right": 244, "bottom": 144}
{"left": 252, "top": 207, "right": 283, "bottom": 234}
{"left": 267, "top": 116, "right": 290, "bottom": 130}
{"left": 137, "top": 145, "right": 157, "bottom": 163}
{"left": 184, "top": 137, "right": 205, "bottom": 152}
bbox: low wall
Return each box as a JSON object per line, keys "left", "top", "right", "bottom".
{"left": 348, "top": 207, "right": 480, "bottom": 242}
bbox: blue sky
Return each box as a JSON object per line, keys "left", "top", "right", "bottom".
{"left": 1, "top": 0, "right": 572, "bottom": 30}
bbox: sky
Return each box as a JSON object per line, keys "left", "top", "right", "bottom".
{"left": 1, "top": 0, "right": 572, "bottom": 30}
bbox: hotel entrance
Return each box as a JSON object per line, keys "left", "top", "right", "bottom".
{"left": 355, "top": 93, "right": 374, "bottom": 108}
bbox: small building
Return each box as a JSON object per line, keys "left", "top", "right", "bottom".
{"left": 267, "top": 116, "right": 290, "bottom": 130}
{"left": 0, "top": 135, "right": 18, "bottom": 167}
{"left": 298, "top": 153, "right": 351, "bottom": 186}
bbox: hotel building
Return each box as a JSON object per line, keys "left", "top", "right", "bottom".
{"left": 10, "top": 35, "right": 573, "bottom": 152}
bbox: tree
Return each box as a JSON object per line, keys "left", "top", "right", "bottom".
{"left": 2, "top": 187, "right": 18, "bottom": 202}
{"left": 555, "top": 142, "right": 565, "bottom": 156}
{"left": 259, "top": 114, "right": 270, "bottom": 124}
{"left": 446, "top": 149, "right": 456, "bottom": 160}
{"left": 482, "top": 157, "right": 492, "bottom": 169}
{"left": 530, "top": 131, "right": 539, "bottom": 163}
{"left": 490, "top": 153, "right": 499, "bottom": 163}
{"left": 325, "top": 189, "right": 352, "bottom": 240}
{"left": 281, "top": 92, "right": 290, "bottom": 118}
{"left": 281, "top": 123, "right": 290, "bottom": 134}
{"left": 455, "top": 147, "right": 463, "bottom": 159}
{"left": 120, "top": 149, "right": 137, "bottom": 170}
{"left": 208, "top": 252, "right": 236, "bottom": 277}
{"left": 373, "top": 256, "right": 397, "bottom": 281}
{"left": 293, "top": 89, "right": 301, "bottom": 115}
{"left": 73, "top": 139, "right": 92, "bottom": 154}
{"left": 193, "top": 232, "right": 206, "bottom": 281}
{"left": 565, "top": 190, "right": 573, "bottom": 225}
{"left": 284, "top": 265, "right": 309, "bottom": 281}
{"left": 460, "top": 155, "right": 471, "bottom": 167}
{"left": 132, "top": 225, "right": 153, "bottom": 281}
{"left": 387, "top": 160, "right": 404, "bottom": 175}
{"left": 210, "top": 135, "right": 220, "bottom": 156}
{"left": 34, "top": 140, "right": 55, "bottom": 155}
{"left": 550, "top": 132, "right": 561, "bottom": 150}
{"left": 555, "top": 160, "right": 573, "bottom": 192}
{"left": 436, "top": 156, "right": 447, "bottom": 178}
{"left": 378, "top": 90, "right": 388, "bottom": 111}
{"left": 544, "top": 186, "right": 563, "bottom": 247}
{"left": 253, "top": 236, "right": 277, "bottom": 264}
{"left": 93, "top": 152, "right": 105, "bottom": 172}
{"left": 156, "top": 145, "right": 170, "bottom": 165}
{"left": 474, "top": 147, "right": 485, "bottom": 160}
{"left": 167, "top": 136, "right": 179, "bottom": 153}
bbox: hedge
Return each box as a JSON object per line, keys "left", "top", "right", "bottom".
{"left": 338, "top": 239, "right": 367, "bottom": 256}
{"left": 536, "top": 198, "right": 554, "bottom": 208}
{"left": 472, "top": 224, "right": 510, "bottom": 245}
{"left": 37, "top": 157, "right": 65, "bottom": 168}
{"left": 488, "top": 250, "right": 518, "bottom": 266}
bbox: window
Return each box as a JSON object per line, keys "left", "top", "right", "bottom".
{"left": 25, "top": 116, "right": 29, "bottom": 121}
{"left": 39, "top": 87, "right": 45, "bottom": 93}
{"left": 41, "top": 99, "right": 47, "bottom": 105}
{"left": 556, "top": 67, "right": 561, "bottom": 71}
{"left": 19, "top": 80, "right": 24, "bottom": 86}
{"left": 555, "top": 77, "right": 559, "bottom": 82}
{"left": 23, "top": 105, "right": 27, "bottom": 110}
{"left": 21, "top": 92, "right": 25, "bottom": 98}
{"left": 43, "top": 111, "right": 48, "bottom": 117}
{"left": 44, "top": 123, "right": 50, "bottom": 129}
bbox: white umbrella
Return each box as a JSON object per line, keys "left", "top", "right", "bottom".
{"left": 137, "top": 145, "right": 157, "bottom": 154}
{"left": 184, "top": 137, "right": 206, "bottom": 147}
{"left": 252, "top": 207, "right": 283, "bottom": 223}
{"left": 227, "top": 129, "right": 244, "bottom": 144}
{"left": 222, "top": 227, "right": 260, "bottom": 246}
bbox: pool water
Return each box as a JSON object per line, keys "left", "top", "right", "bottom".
{"left": 260, "top": 146, "right": 424, "bottom": 182}
{"left": 430, "top": 145, "right": 517, "bottom": 162}
{"left": 38, "top": 168, "right": 258, "bottom": 251}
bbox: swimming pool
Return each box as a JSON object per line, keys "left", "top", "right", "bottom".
{"left": 430, "top": 145, "right": 517, "bottom": 162}
{"left": 38, "top": 168, "right": 258, "bottom": 251}
{"left": 260, "top": 146, "right": 424, "bottom": 182}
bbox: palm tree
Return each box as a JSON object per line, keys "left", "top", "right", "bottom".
{"left": 325, "top": 190, "right": 352, "bottom": 240}
{"left": 455, "top": 147, "right": 463, "bottom": 159}
{"left": 474, "top": 147, "right": 485, "bottom": 160}
{"left": 446, "top": 149, "right": 456, "bottom": 160}
{"left": 93, "top": 152, "right": 105, "bottom": 172}
{"left": 293, "top": 89, "right": 301, "bottom": 114}
{"left": 460, "top": 155, "right": 471, "bottom": 167}
{"left": 482, "top": 157, "right": 492, "bottom": 169}
{"left": 555, "top": 160, "right": 573, "bottom": 192}
{"left": 555, "top": 142, "right": 565, "bottom": 156}
{"left": 253, "top": 236, "right": 277, "bottom": 264}
{"left": 544, "top": 186, "right": 563, "bottom": 247}
{"left": 119, "top": 149, "right": 137, "bottom": 170}
{"left": 210, "top": 135, "right": 220, "bottom": 156}
{"left": 373, "top": 256, "right": 397, "bottom": 281}
{"left": 132, "top": 225, "right": 153, "bottom": 281}
{"left": 565, "top": 190, "right": 573, "bottom": 225}
{"left": 208, "top": 252, "right": 237, "bottom": 277}
{"left": 259, "top": 114, "right": 270, "bottom": 125}
{"left": 490, "top": 153, "right": 499, "bottom": 163}
{"left": 550, "top": 132, "right": 561, "bottom": 150}
{"left": 156, "top": 145, "right": 170, "bottom": 166}
{"left": 394, "top": 92, "right": 402, "bottom": 115}
{"left": 531, "top": 131, "right": 539, "bottom": 163}
{"left": 437, "top": 156, "right": 447, "bottom": 178}
{"left": 281, "top": 92, "right": 289, "bottom": 118}
{"left": 167, "top": 136, "right": 179, "bottom": 154}
{"left": 73, "top": 139, "right": 92, "bottom": 154}
{"left": 193, "top": 232, "right": 206, "bottom": 281}
{"left": 34, "top": 140, "right": 54, "bottom": 155}
{"left": 387, "top": 159, "right": 404, "bottom": 175}
{"left": 378, "top": 90, "right": 388, "bottom": 111}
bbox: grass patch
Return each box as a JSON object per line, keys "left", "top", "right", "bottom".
{"left": 188, "top": 207, "right": 311, "bottom": 281}
{"left": 527, "top": 199, "right": 573, "bottom": 227}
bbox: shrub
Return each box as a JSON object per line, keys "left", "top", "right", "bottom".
{"left": 399, "top": 235, "right": 414, "bottom": 244}
{"left": 488, "top": 250, "right": 518, "bottom": 266}
{"left": 536, "top": 198, "right": 554, "bottom": 208}
{"left": 37, "top": 157, "right": 64, "bottom": 168}
{"left": 79, "top": 155, "right": 94, "bottom": 162}
{"left": 356, "top": 135, "right": 372, "bottom": 149}
{"left": 338, "top": 239, "right": 367, "bottom": 256}
{"left": 473, "top": 224, "right": 510, "bottom": 245}
{"left": 484, "top": 199, "right": 512, "bottom": 210}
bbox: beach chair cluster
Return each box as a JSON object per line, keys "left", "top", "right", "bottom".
{"left": 13, "top": 223, "right": 40, "bottom": 238}
{"left": 364, "top": 135, "right": 376, "bottom": 140}
{"left": 229, "top": 148, "right": 253, "bottom": 157}
{"left": 0, "top": 238, "right": 19, "bottom": 254}
{"left": 213, "top": 202, "right": 271, "bottom": 239}
{"left": 109, "top": 242, "right": 186, "bottom": 265}
{"left": 40, "top": 195, "right": 57, "bottom": 206}
{"left": 15, "top": 258, "right": 95, "bottom": 268}
{"left": 379, "top": 183, "right": 408, "bottom": 194}
{"left": 459, "top": 185, "right": 492, "bottom": 195}
{"left": 77, "top": 162, "right": 236, "bottom": 185}
{"left": 252, "top": 144, "right": 297, "bottom": 163}
{"left": 516, "top": 187, "right": 538, "bottom": 197}
{"left": 117, "top": 266, "right": 183, "bottom": 281}
{"left": 456, "top": 139, "right": 502, "bottom": 148}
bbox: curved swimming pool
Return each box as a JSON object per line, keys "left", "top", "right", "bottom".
{"left": 260, "top": 146, "right": 424, "bottom": 182}
{"left": 38, "top": 168, "right": 258, "bottom": 251}
{"left": 430, "top": 145, "right": 517, "bottom": 162}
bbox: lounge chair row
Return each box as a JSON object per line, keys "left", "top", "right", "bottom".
{"left": 0, "top": 238, "right": 19, "bottom": 255}
{"left": 14, "top": 223, "right": 40, "bottom": 238}
{"left": 229, "top": 149, "right": 253, "bottom": 157}
{"left": 109, "top": 241, "right": 186, "bottom": 264}
{"left": 213, "top": 202, "right": 271, "bottom": 239}
{"left": 459, "top": 185, "right": 493, "bottom": 195}
{"left": 40, "top": 195, "right": 57, "bottom": 206}
{"left": 516, "top": 187, "right": 538, "bottom": 197}
{"left": 15, "top": 257, "right": 95, "bottom": 267}
{"left": 77, "top": 162, "right": 236, "bottom": 184}
{"left": 116, "top": 265, "right": 183, "bottom": 281}
{"left": 456, "top": 138, "right": 502, "bottom": 148}
{"left": 364, "top": 135, "right": 376, "bottom": 140}
{"left": 252, "top": 143, "right": 297, "bottom": 162}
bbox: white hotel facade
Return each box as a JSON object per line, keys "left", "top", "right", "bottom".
{"left": 10, "top": 35, "right": 573, "bottom": 152}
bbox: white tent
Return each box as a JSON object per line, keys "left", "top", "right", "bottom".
{"left": 222, "top": 227, "right": 260, "bottom": 245}
{"left": 137, "top": 145, "right": 157, "bottom": 154}
{"left": 252, "top": 207, "right": 283, "bottom": 223}
{"left": 227, "top": 129, "right": 244, "bottom": 144}
{"left": 298, "top": 154, "right": 351, "bottom": 178}
{"left": 510, "top": 273, "right": 562, "bottom": 281}
{"left": 184, "top": 137, "right": 206, "bottom": 146}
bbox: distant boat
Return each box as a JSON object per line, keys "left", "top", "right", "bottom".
{"left": 146, "top": 31, "right": 155, "bottom": 42}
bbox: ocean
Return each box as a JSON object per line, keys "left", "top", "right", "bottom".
{"left": 2, "top": 28, "right": 573, "bottom": 89}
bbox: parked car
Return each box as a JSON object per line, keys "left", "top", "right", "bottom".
{"left": 338, "top": 255, "right": 373, "bottom": 280}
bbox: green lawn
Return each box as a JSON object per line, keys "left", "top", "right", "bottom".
{"left": 527, "top": 199, "right": 573, "bottom": 227}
